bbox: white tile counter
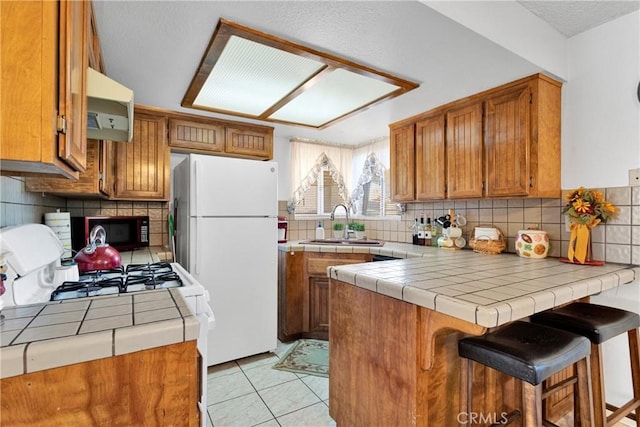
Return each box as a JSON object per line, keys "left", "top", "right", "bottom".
{"left": 0, "top": 250, "right": 196, "bottom": 379}
{"left": 279, "top": 241, "right": 638, "bottom": 328}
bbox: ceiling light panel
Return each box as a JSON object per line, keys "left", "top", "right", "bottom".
{"left": 193, "top": 36, "right": 325, "bottom": 116}
{"left": 183, "top": 19, "right": 419, "bottom": 129}
{"left": 269, "top": 69, "right": 401, "bottom": 127}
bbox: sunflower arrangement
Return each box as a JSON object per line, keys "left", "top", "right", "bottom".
{"left": 563, "top": 187, "right": 617, "bottom": 263}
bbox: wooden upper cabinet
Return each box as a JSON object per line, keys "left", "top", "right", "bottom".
{"left": 113, "top": 111, "right": 170, "bottom": 200}
{"left": 25, "top": 140, "right": 114, "bottom": 198}
{"left": 225, "top": 126, "right": 274, "bottom": 160}
{"left": 415, "top": 114, "right": 446, "bottom": 200}
{"left": 57, "top": 0, "right": 89, "bottom": 173}
{"left": 446, "top": 102, "right": 483, "bottom": 199}
{"left": 169, "top": 118, "right": 225, "bottom": 154}
{"left": 484, "top": 83, "right": 531, "bottom": 197}
{"left": 390, "top": 123, "right": 415, "bottom": 202}
{"left": 1, "top": 0, "right": 90, "bottom": 178}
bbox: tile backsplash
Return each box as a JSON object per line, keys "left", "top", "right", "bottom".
{"left": 2, "top": 176, "right": 637, "bottom": 265}
{"left": 280, "top": 186, "right": 640, "bottom": 265}
{"left": 1, "top": 176, "right": 169, "bottom": 248}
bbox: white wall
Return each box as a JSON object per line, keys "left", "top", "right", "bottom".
{"left": 272, "top": 136, "right": 291, "bottom": 201}
{"left": 562, "top": 11, "right": 640, "bottom": 188}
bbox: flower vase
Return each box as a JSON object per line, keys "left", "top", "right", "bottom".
{"left": 564, "top": 223, "right": 603, "bottom": 265}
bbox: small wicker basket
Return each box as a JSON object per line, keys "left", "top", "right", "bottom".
{"left": 468, "top": 225, "right": 506, "bottom": 254}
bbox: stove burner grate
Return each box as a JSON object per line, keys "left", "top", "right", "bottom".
{"left": 50, "top": 277, "right": 123, "bottom": 301}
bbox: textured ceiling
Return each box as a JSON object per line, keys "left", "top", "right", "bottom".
{"left": 518, "top": 0, "right": 639, "bottom": 37}
{"left": 92, "top": 1, "right": 638, "bottom": 145}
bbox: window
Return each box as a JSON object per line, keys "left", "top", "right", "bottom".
{"left": 296, "top": 168, "right": 344, "bottom": 215}
{"left": 351, "top": 153, "right": 400, "bottom": 217}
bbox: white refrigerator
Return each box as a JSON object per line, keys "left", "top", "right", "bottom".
{"left": 173, "top": 154, "right": 278, "bottom": 366}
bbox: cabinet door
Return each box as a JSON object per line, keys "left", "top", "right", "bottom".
{"left": 446, "top": 103, "right": 483, "bottom": 199}
{"left": 169, "top": 119, "right": 225, "bottom": 153}
{"left": 225, "top": 126, "right": 273, "bottom": 160}
{"left": 308, "top": 277, "right": 330, "bottom": 337}
{"left": 415, "top": 114, "right": 446, "bottom": 200}
{"left": 114, "top": 113, "right": 169, "bottom": 200}
{"left": 99, "top": 140, "right": 116, "bottom": 197}
{"left": 390, "top": 123, "right": 415, "bottom": 202}
{"left": 57, "top": 0, "right": 88, "bottom": 172}
{"left": 484, "top": 84, "right": 531, "bottom": 197}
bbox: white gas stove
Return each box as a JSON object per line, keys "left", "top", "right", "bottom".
{"left": 0, "top": 224, "right": 214, "bottom": 427}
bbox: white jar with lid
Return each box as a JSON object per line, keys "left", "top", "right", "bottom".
{"left": 515, "top": 230, "right": 549, "bottom": 258}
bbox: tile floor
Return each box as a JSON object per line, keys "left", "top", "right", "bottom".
{"left": 205, "top": 341, "right": 335, "bottom": 427}
{"left": 205, "top": 341, "right": 637, "bottom": 427}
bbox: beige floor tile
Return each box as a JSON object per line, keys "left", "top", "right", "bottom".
{"left": 207, "top": 392, "right": 273, "bottom": 427}
{"left": 207, "top": 370, "right": 255, "bottom": 405}
{"left": 258, "top": 379, "right": 321, "bottom": 417}
{"left": 277, "top": 402, "right": 334, "bottom": 427}
{"left": 242, "top": 362, "right": 298, "bottom": 391}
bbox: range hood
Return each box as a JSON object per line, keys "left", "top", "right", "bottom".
{"left": 86, "top": 67, "right": 134, "bottom": 142}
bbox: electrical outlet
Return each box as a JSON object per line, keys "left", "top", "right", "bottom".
{"left": 630, "top": 168, "right": 640, "bottom": 186}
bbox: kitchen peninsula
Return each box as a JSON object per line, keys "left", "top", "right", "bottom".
{"left": 278, "top": 242, "right": 638, "bottom": 426}
{"left": 0, "top": 249, "right": 202, "bottom": 426}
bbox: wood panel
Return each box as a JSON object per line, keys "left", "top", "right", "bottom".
{"left": 390, "top": 123, "right": 415, "bottom": 202}
{"left": 0, "top": 341, "right": 200, "bottom": 426}
{"left": 446, "top": 102, "right": 483, "bottom": 199}
{"left": 415, "top": 114, "right": 446, "bottom": 200}
{"left": 114, "top": 111, "right": 169, "bottom": 200}
{"left": 57, "top": 0, "right": 88, "bottom": 172}
{"left": 329, "top": 278, "right": 538, "bottom": 427}
{"left": 225, "top": 126, "right": 273, "bottom": 160}
{"left": 87, "top": 1, "right": 105, "bottom": 72}
{"left": 169, "top": 118, "right": 225, "bottom": 153}
{"left": 484, "top": 83, "right": 531, "bottom": 197}
{"left": 308, "top": 276, "right": 330, "bottom": 337}
{"left": 278, "top": 250, "right": 305, "bottom": 342}
{"left": 0, "top": 1, "right": 79, "bottom": 178}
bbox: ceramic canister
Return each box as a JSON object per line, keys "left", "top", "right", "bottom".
{"left": 515, "top": 230, "right": 549, "bottom": 259}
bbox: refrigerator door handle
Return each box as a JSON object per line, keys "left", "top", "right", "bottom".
{"left": 193, "top": 159, "right": 199, "bottom": 217}
{"left": 194, "top": 216, "right": 200, "bottom": 275}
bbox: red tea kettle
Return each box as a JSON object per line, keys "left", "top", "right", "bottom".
{"left": 73, "top": 225, "right": 122, "bottom": 272}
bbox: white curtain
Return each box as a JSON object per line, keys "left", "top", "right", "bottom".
{"left": 351, "top": 137, "right": 389, "bottom": 191}
{"left": 290, "top": 140, "right": 353, "bottom": 207}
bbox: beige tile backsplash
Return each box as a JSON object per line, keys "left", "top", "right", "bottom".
{"left": 0, "top": 176, "right": 169, "bottom": 248}
{"left": 280, "top": 186, "right": 640, "bottom": 265}
{"left": 1, "top": 176, "right": 637, "bottom": 264}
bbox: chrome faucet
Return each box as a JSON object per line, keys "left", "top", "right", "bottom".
{"left": 330, "top": 203, "right": 350, "bottom": 240}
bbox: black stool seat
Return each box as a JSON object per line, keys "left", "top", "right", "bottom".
{"left": 531, "top": 302, "right": 640, "bottom": 344}
{"left": 458, "top": 320, "right": 591, "bottom": 385}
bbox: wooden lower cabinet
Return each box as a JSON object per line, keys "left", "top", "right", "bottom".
{"left": 1, "top": 341, "right": 200, "bottom": 426}
{"left": 278, "top": 251, "right": 371, "bottom": 342}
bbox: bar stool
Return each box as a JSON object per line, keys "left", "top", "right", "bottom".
{"left": 458, "top": 320, "right": 594, "bottom": 427}
{"left": 531, "top": 302, "right": 640, "bottom": 426}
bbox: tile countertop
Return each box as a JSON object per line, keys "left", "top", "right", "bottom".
{"left": 279, "top": 241, "right": 638, "bottom": 328}
{"left": 0, "top": 250, "right": 196, "bottom": 379}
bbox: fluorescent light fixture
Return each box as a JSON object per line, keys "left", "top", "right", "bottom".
{"left": 183, "top": 19, "right": 419, "bottom": 129}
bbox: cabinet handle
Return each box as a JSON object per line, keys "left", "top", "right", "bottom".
{"left": 530, "top": 176, "right": 534, "bottom": 187}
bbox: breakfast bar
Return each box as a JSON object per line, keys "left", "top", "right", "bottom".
{"left": 325, "top": 246, "right": 638, "bottom": 426}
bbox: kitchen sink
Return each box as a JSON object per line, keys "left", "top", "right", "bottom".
{"left": 300, "top": 239, "right": 384, "bottom": 246}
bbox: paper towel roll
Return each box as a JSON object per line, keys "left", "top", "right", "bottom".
{"left": 45, "top": 211, "right": 72, "bottom": 258}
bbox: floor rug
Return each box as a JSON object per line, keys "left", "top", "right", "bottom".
{"left": 273, "top": 339, "right": 329, "bottom": 378}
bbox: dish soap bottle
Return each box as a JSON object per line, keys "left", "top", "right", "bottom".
{"left": 315, "top": 221, "right": 325, "bottom": 239}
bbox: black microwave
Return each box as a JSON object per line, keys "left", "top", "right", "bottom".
{"left": 71, "top": 216, "right": 149, "bottom": 252}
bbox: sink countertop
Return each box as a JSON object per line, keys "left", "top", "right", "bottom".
{"left": 280, "top": 241, "right": 638, "bottom": 328}
{"left": 0, "top": 250, "right": 196, "bottom": 379}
